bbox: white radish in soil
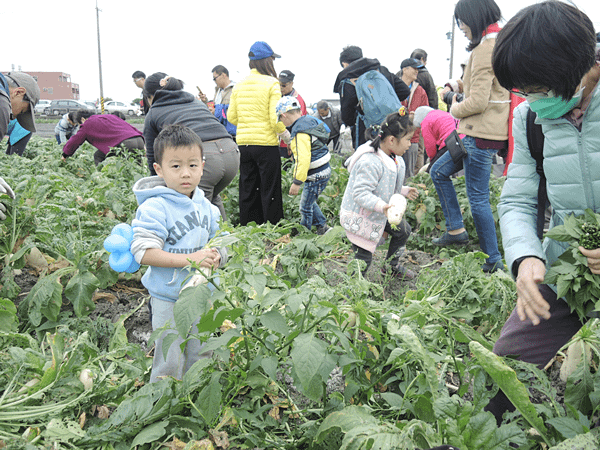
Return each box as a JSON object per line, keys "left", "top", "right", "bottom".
{"left": 79, "top": 369, "right": 94, "bottom": 390}
{"left": 387, "top": 194, "right": 407, "bottom": 226}
{"left": 559, "top": 339, "right": 592, "bottom": 382}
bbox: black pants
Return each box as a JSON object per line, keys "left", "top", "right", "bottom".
{"left": 352, "top": 219, "right": 411, "bottom": 272}
{"left": 94, "top": 136, "right": 145, "bottom": 165}
{"left": 6, "top": 134, "right": 32, "bottom": 156}
{"left": 238, "top": 145, "right": 283, "bottom": 226}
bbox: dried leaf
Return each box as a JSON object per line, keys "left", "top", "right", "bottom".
{"left": 209, "top": 429, "right": 230, "bottom": 449}
{"left": 367, "top": 343, "right": 379, "bottom": 359}
{"left": 184, "top": 439, "right": 215, "bottom": 450}
{"left": 163, "top": 437, "right": 187, "bottom": 450}
{"left": 95, "top": 405, "right": 110, "bottom": 419}
{"left": 92, "top": 291, "right": 117, "bottom": 304}
{"left": 79, "top": 412, "right": 86, "bottom": 429}
{"left": 214, "top": 407, "right": 238, "bottom": 430}
{"left": 268, "top": 405, "right": 280, "bottom": 420}
{"left": 275, "top": 234, "right": 291, "bottom": 244}
{"left": 414, "top": 204, "right": 428, "bottom": 224}
{"left": 48, "top": 258, "right": 71, "bottom": 272}
{"left": 289, "top": 403, "right": 300, "bottom": 419}
{"left": 220, "top": 319, "right": 237, "bottom": 333}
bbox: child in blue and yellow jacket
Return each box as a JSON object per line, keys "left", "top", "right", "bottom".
{"left": 276, "top": 96, "right": 332, "bottom": 234}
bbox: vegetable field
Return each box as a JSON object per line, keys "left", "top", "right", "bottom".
{"left": 0, "top": 137, "right": 599, "bottom": 449}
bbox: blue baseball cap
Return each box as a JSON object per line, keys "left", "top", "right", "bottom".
{"left": 249, "top": 41, "right": 281, "bottom": 61}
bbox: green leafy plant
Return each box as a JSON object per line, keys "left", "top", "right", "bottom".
{"left": 545, "top": 209, "right": 600, "bottom": 320}
{"left": 1, "top": 137, "right": 597, "bottom": 449}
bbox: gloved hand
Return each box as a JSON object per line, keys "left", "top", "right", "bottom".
{"left": 0, "top": 176, "right": 15, "bottom": 221}
{"left": 278, "top": 129, "right": 291, "bottom": 145}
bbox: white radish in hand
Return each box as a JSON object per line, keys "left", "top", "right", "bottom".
{"left": 181, "top": 267, "right": 212, "bottom": 292}
{"left": 387, "top": 194, "right": 407, "bottom": 227}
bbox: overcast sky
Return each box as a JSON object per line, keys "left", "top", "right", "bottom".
{"left": 4, "top": 0, "right": 600, "bottom": 107}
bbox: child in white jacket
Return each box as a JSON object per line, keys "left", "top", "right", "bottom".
{"left": 340, "top": 108, "right": 419, "bottom": 279}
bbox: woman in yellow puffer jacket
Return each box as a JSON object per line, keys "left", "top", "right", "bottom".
{"left": 228, "top": 41, "right": 283, "bottom": 225}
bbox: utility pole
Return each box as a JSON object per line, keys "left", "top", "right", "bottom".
{"left": 96, "top": 0, "right": 105, "bottom": 113}
{"left": 449, "top": 15, "right": 456, "bottom": 80}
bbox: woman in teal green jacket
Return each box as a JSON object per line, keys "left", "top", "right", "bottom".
{"left": 486, "top": 0, "right": 600, "bottom": 424}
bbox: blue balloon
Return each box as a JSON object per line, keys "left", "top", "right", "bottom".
{"left": 112, "top": 223, "right": 134, "bottom": 242}
{"left": 103, "top": 234, "right": 130, "bottom": 253}
{"left": 125, "top": 259, "right": 141, "bottom": 273}
{"left": 109, "top": 251, "right": 134, "bottom": 273}
{"left": 105, "top": 223, "right": 139, "bottom": 273}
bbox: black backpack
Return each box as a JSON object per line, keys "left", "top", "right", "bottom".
{"left": 525, "top": 108, "right": 546, "bottom": 240}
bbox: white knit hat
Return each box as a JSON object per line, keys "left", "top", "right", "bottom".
{"left": 413, "top": 106, "right": 434, "bottom": 127}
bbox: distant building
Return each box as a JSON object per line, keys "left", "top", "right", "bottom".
{"left": 6, "top": 72, "right": 80, "bottom": 100}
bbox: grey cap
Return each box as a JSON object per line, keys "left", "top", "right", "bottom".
{"left": 5, "top": 72, "right": 40, "bottom": 132}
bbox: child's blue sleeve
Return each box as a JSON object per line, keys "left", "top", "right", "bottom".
{"left": 130, "top": 200, "right": 169, "bottom": 262}
{"left": 132, "top": 199, "right": 169, "bottom": 242}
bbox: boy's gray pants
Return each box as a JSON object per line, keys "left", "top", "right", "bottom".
{"left": 149, "top": 297, "right": 209, "bottom": 383}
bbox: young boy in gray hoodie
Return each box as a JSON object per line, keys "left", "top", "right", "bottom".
{"left": 131, "top": 124, "right": 227, "bottom": 382}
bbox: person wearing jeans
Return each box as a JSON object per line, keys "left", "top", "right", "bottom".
{"left": 299, "top": 176, "right": 329, "bottom": 232}
{"left": 430, "top": 136, "right": 502, "bottom": 269}
{"left": 430, "top": 0, "right": 510, "bottom": 273}
{"left": 277, "top": 95, "right": 332, "bottom": 234}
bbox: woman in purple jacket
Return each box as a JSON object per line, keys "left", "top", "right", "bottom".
{"left": 61, "top": 110, "right": 145, "bottom": 165}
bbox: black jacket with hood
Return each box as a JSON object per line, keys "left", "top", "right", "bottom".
{"left": 144, "top": 89, "right": 231, "bottom": 174}
{"left": 333, "top": 58, "right": 410, "bottom": 147}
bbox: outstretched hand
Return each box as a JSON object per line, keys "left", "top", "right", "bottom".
{"left": 404, "top": 187, "right": 419, "bottom": 201}
{"left": 515, "top": 257, "right": 551, "bottom": 325}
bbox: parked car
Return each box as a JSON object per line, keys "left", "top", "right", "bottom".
{"left": 45, "top": 99, "right": 95, "bottom": 116}
{"left": 35, "top": 100, "right": 52, "bottom": 115}
{"left": 102, "top": 101, "right": 140, "bottom": 116}
{"left": 82, "top": 101, "right": 97, "bottom": 110}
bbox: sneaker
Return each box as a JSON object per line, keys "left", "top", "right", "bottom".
{"left": 383, "top": 264, "right": 416, "bottom": 280}
{"left": 432, "top": 231, "right": 469, "bottom": 247}
{"left": 316, "top": 224, "right": 332, "bottom": 235}
{"left": 482, "top": 260, "right": 504, "bottom": 273}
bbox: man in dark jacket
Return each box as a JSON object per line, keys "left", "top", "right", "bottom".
{"left": 313, "top": 100, "right": 342, "bottom": 152}
{"left": 409, "top": 49, "right": 438, "bottom": 173}
{"left": 410, "top": 49, "right": 438, "bottom": 109}
{"left": 132, "top": 71, "right": 149, "bottom": 115}
{"left": 333, "top": 47, "right": 410, "bottom": 148}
